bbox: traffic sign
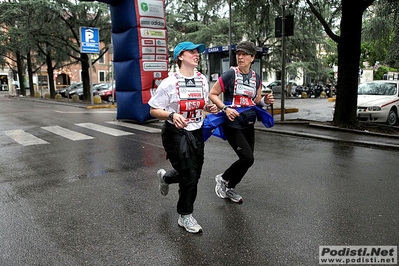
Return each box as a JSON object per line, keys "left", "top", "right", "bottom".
{"left": 80, "top": 27, "right": 100, "bottom": 54}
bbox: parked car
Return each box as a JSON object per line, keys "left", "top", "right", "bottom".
{"left": 98, "top": 87, "right": 116, "bottom": 102}
{"left": 357, "top": 80, "right": 399, "bottom": 126}
{"left": 56, "top": 83, "right": 83, "bottom": 98}
{"left": 68, "top": 88, "right": 84, "bottom": 100}
{"left": 261, "top": 80, "right": 298, "bottom": 96}
{"left": 261, "top": 84, "right": 273, "bottom": 96}
{"left": 262, "top": 80, "right": 281, "bottom": 95}
{"left": 93, "top": 83, "right": 113, "bottom": 95}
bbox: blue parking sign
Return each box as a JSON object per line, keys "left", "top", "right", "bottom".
{"left": 80, "top": 27, "right": 100, "bottom": 54}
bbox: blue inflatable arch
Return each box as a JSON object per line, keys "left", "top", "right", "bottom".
{"left": 81, "top": 0, "right": 168, "bottom": 122}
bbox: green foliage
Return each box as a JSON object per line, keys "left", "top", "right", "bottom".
{"left": 0, "top": 0, "right": 111, "bottom": 99}
{"left": 166, "top": 0, "right": 227, "bottom": 49}
{"left": 362, "top": 0, "right": 399, "bottom": 68}
{"left": 373, "top": 65, "right": 398, "bottom": 80}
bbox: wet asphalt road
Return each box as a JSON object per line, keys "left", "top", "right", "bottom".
{"left": 0, "top": 95, "right": 398, "bottom": 265}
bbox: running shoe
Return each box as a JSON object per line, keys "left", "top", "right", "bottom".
{"left": 226, "top": 188, "right": 243, "bottom": 203}
{"left": 157, "top": 169, "right": 168, "bottom": 196}
{"left": 215, "top": 173, "right": 228, "bottom": 199}
{"left": 178, "top": 214, "right": 202, "bottom": 233}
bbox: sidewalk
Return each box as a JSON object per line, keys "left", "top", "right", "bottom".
{"left": 1, "top": 90, "right": 116, "bottom": 109}
{"left": 3, "top": 91, "right": 399, "bottom": 150}
{"left": 256, "top": 121, "right": 399, "bottom": 150}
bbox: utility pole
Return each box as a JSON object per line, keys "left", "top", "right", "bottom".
{"left": 279, "top": 0, "right": 293, "bottom": 122}
{"left": 229, "top": 0, "right": 232, "bottom": 66}
{"left": 280, "top": 1, "right": 286, "bottom": 121}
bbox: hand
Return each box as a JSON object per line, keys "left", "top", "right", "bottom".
{"left": 172, "top": 113, "right": 188, "bottom": 128}
{"left": 208, "top": 104, "right": 218, "bottom": 114}
{"left": 264, "top": 93, "right": 275, "bottom": 105}
{"left": 225, "top": 107, "right": 239, "bottom": 121}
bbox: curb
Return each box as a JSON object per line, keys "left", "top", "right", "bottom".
{"left": 255, "top": 122, "right": 399, "bottom": 150}
{"left": 87, "top": 104, "right": 116, "bottom": 109}
{"left": 9, "top": 95, "right": 116, "bottom": 109}
{"left": 268, "top": 107, "right": 299, "bottom": 115}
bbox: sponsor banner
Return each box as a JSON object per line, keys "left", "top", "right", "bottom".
{"left": 156, "top": 47, "right": 168, "bottom": 54}
{"left": 156, "top": 55, "right": 167, "bottom": 60}
{"left": 142, "top": 47, "right": 156, "bottom": 54}
{"left": 138, "top": 0, "right": 164, "bottom": 18}
{"left": 142, "top": 39, "right": 155, "bottom": 46}
{"left": 155, "top": 39, "right": 167, "bottom": 46}
{"left": 142, "top": 55, "right": 155, "bottom": 60}
{"left": 140, "top": 17, "right": 166, "bottom": 28}
{"left": 140, "top": 28, "right": 166, "bottom": 39}
{"left": 143, "top": 62, "right": 168, "bottom": 71}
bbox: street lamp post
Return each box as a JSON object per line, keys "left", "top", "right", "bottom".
{"left": 279, "top": 0, "right": 293, "bottom": 122}
{"left": 228, "top": 0, "right": 232, "bottom": 66}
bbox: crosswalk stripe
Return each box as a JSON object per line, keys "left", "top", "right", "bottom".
{"left": 105, "top": 121, "right": 161, "bottom": 133}
{"left": 4, "top": 129, "right": 49, "bottom": 146}
{"left": 76, "top": 123, "right": 134, "bottom": 136}
{"left": 42, "top": 126, "right": 94, "bottom": 141}
{"left": 55, "top": 110, "right": 117, "bottom": 114}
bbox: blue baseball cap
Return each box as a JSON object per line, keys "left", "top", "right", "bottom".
{"left": 173, "top": 42, "right": 206, "bottom": 60}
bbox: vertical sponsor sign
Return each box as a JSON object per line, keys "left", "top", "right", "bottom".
{"left": 90, "top": 0, "right": 169, "bottom": 122}
{"left": 136, "top": 0, "right": 168, "bottom": 104}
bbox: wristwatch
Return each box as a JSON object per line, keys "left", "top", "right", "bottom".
{"left": 222, "top": 105, "right": 229, "bottom": 112}
{"left": 168, "top": 112, "right": 175, "bottom": 121}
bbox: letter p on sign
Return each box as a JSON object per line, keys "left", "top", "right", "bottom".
{"left": 85, "top": 29, "right": 94, "bottom": 42}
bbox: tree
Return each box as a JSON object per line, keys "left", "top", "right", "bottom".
{"left": 306, "top": 0, "right": 375, "bottom": 128}
{"left": 0, "top": 0, "right": 30, "bottom": 96}
{"left": 230, "top": 0, "right": 331, "bottom": 83}
{"left": 28, "top": 0, "right": 72, "bottom": 99}
{"left": 53, "top": 0, "right": 111, "bottom": 101}
{"left": 0, "top": 0, "right": 111, "bottom": 100}
{"left": 363, "top": 0, "right": 399, "bottom": 69}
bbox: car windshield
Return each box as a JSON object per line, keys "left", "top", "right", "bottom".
{"left": 358, "top": 82, "right": 397, "bottom": 96}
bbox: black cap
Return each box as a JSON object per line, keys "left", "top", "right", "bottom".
{"left": 236, "top": 41, "right": 256, "bottom": 55}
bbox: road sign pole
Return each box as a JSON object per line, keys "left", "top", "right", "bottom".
{"left": 80, "top": 27, "right": 99, "bottom": 105}
{"left": 89, "top": 54, "right": 94, "bottom": 105}
{"left": 280, "top": 3, "right": 286, "bottom": 121}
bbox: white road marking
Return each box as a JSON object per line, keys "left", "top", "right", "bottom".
{"left": 42, "top": 126, "right": 94, "bottom": 141}
{"left": 4, "top": 129, "right": 49, "bottom": 146}
{"left": 54, "top": 110, "right": 117, "bottom": 114}
{"left": 76, "top": 123, "right": 134, "bottom": 136}
{"left": 105, "top": 121, "right": 161, "bottom": 133}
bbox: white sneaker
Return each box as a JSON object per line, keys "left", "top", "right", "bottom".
{"left": 215, "top": 173, "right": 228, "bottom": 199}
{"left": 178, "top": 214, "right": 202, "bottom": 233}
{"left": 157, "top": 169, "right": 168, "bottom": 196}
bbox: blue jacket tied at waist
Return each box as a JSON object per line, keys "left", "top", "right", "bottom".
{"left": 203, "top": 105, "right": 274, "bottom": 141}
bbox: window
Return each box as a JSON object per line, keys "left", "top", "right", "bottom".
{"left": 98, "top": 56, "right": 105, "bottom": 64}
{"left": 98, "top": 71, "right": 106, "bottom": 83}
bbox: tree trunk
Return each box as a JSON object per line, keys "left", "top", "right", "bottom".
{"left": 45, "top": 48, "right": 56, "bottom": 99}
{"left": 16, "top": 52, "right": 25, "bottom": 96}
{"left": 27, "top": 52, "right": 35, "bottom": 97}
{"left": 333, "top": 0, "right": 373, "bottom": 128}
{"left": 80, "top": 53, "right": 91, "bottom": 102}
